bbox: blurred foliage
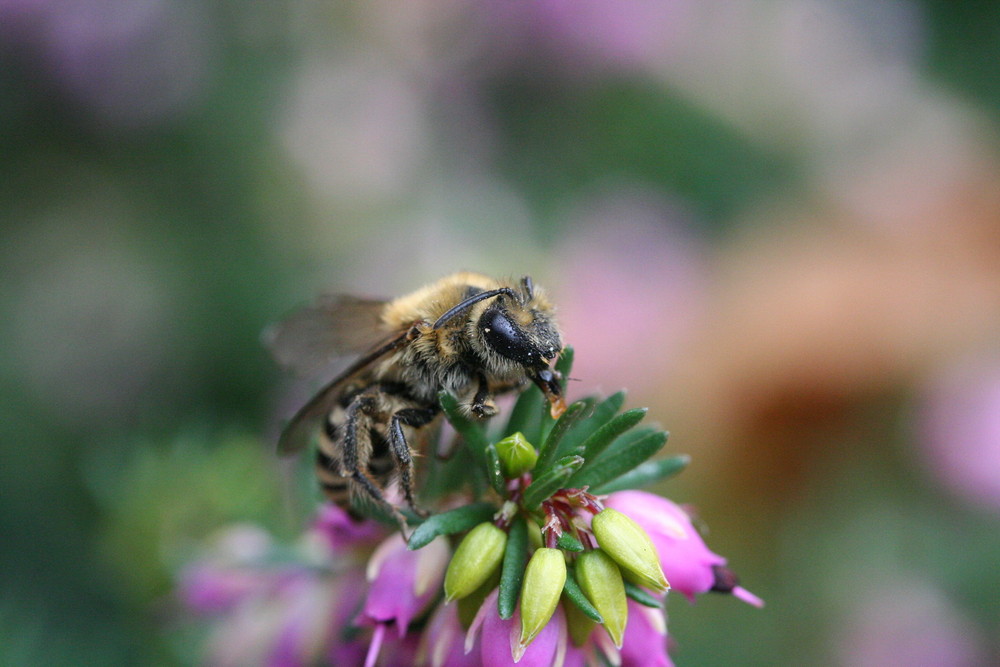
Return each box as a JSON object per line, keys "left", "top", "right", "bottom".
{"left": 920, "top": 0, "right": 1000, "bottom": 113}
{"left": 490, "top": 78, "right": 802, "bottom": 232}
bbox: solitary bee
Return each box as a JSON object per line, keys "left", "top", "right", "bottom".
{"left": 268, "top": 272, "right": 565, "bottom": 522}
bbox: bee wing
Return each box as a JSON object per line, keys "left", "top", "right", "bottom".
{"left": 265, "top": 295, "right": 389, "bottom": 377}
{"left": 276, "top": 327, "right": 412, "bottom": 455}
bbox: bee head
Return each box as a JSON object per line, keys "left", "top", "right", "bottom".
{"left": 474, "top": 278, "right": 565, "bottom": 416}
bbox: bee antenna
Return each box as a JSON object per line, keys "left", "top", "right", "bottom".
{"left": 521, "top": 275, "right": 534, "bottom": 302}
{"left": 433, "top": 287, "right": 516, "bottom": 329}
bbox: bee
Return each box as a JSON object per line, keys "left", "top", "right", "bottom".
{"left": 267, "top": 272, "right": 566, "bottom": 522}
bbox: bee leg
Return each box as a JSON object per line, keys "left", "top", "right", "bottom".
{"left": 389, "top": 406, "right": 439, "bottom": 517}
{"left": 343, "top": 394, "right": 406, "bottom": 525}
{"left": 470, "top": 373, "right": 497, "bottom": 419}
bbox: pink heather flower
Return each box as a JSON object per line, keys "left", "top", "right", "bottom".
{"left": 178, "top": 524, "right": 286, "bottom": 614}
{"left": 619, "top": 598, "right": 673, "bottom": 667}
{"left": 604, "top": 490, "right": 762, "bottom": 606}
{"left": 313, "top": 503, "right": 385, "bottom": 552}
{"left": 468, "top": 589, "right": 567, "bottom": 667}
{"left": 180, "top": 563, "right": 281, "bottom": 614}
{"left": 417, "top": 602, "right": 482, "bottom": 667}
{"left": 199, "top": 566, "right": 352, "bottom": 667}
{"left": 324, "top": 570, "right": 371, "bottom": 667}
{"left": 179, "top": 520, "right": 380, "bottom": 666}
{"left": 360, "top": 533, "right": 450, "bottom": 640}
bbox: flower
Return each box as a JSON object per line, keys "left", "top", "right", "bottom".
{"left": 176, "top": 381, "right": 761, "bottom": 665}
{"left": 314, "top": 502, "right": 385, "bottom": 551}
{"left": 417, "top": 602, "right": 481, "bottom": 667}
{"left": 619, "top": 598, "right": 673, "bottom": 667}
{"left": 469, "top": 589, "right": 567, "bottom": 667}
{"left": 180, "top": 537, "right": 363, "bottom": 665}
{"left": 918, "top": 356, "right": 1000, "bottom": 513}
{"left": 604, "top": 490, "right": 763, "bottom": 606}
{"left": 360, "top": 533, "right": 450, "bottom": 638}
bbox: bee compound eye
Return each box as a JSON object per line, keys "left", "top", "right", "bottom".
{"left": 479, "top": 308, "right": 537, "bottom": 366}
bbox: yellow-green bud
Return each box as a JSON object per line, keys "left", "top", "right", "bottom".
{"left": 494, "top": 432, "right": 538, "bottom": 478}
{"left": 526, "top": 517, "right": 543, "bottom": 551}
{"left": 562, "top": 594, "right": 597, "bottom": 647}
{"left": 444, "top": 523, "right": 507, "bottom": 603}
{"left": 575, "top": 549, "right": 628, "bottom": 647}
{"left": 518, "top": 548, "right": 567, "bottom": 649}
{"left": 457, "top": 566, "right": 502, "bottom": 628}
{"left": 591, "top": 508, "right": 669, "bottom": 593}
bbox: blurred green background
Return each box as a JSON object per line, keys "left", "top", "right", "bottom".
{"left": 4, "top": 1, "right": 1000, "bottom": 665}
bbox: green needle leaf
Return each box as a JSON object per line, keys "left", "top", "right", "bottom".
{"left": 534, "top": 399, "right": 592, "bottom": 475}
{"left": 522, "top": 456, "right": 584, "bottom": 511}
{"left": 408, "top": 503, "right": 496, "bottom": 550}
{"left": 590, "top": 455, "right": 690, "bottom": 494}
{"left": 575, "top": 408, "right": 647, "bottom": 461}
{"left": 556, "top": 532, "right": 584, "bottom": 552}
{"left": 504, "top": 386, "right": 543, "bottom": 442}
{"left": 439, "top": 392, "right": 489, "bottom": 466}
{"left": 485, "top": 444, "right": 506, "bottom": 495}
{"left": 562, "top": 568, "right": 604, "bottom": 623}
{"left": 559, "top": 391, "right": 626, "bottom": 456}
{"left": 498, "top": 516, "right": 528, "bottom": 620}
{"left": 624, "top": 580, "right": 663, "bottom": 608}
{"left": 567, "top": 430, "right": 668, "bottom": 489}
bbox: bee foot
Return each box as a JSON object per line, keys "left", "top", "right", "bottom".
{"left": 471, "top": 402, "right": 498, "bottom": 419}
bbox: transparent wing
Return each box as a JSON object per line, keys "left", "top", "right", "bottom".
{"left": 276, "top": 327, "right": 412, "bottom": 455}
{"left": 264, "top": 295, "right": 388, "bottom": 377}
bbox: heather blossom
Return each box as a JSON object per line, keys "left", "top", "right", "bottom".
{"left": 605, "top": 491, "right": 764, "bottom": 607}
{"left": 177, "top": 348, "right": 760, "bottom": 665}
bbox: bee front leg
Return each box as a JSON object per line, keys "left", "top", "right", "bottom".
{"left": 470, "top": 373, "right": 497, "bottom": 419}
{"left": 389, "top": 406, "right": 439, "bottom": 517}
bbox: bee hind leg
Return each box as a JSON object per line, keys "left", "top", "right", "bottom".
{"left": 389, "top": 406, "right": 439, "bottom": 517}
{"left": 342, "top": 393, "right": 409, "bottom": 527}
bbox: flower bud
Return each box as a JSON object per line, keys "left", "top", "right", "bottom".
{"left": 591, "top": 508, "right": 669, "bottom": 593}
{"left": 494, "top": 432, "right": 538, "bottom": 478}
{"left": 518, "top": 548, "right": 567, "bottom": 648}
{"left": 526, "top": 517, "right": 543, "bottom": 551}
{"left": 456, "top": 566, "right": 502, "bottom": 628}
{"left": 575, "top": 549, "right": 628, "bottom": 647}
{"left": 444, "top": 523, "right": 507, "bottom": 603}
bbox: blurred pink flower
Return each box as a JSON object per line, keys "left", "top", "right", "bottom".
{"left": 313, "top": 502, "right": 385, "bottom": 552}
{"left": 835, "top": 580, "right": 988, "bottom": 667}
{"left": 359, "top": 533, "right": 450, "bottom": 639}
{"left": 604, "top": 490, "right": 762, "bottom": 606}
{"left": 417, "top": 602, "right": 481, "bottom": 667}
{"left": 553, "top": 190, "right": 706, "bottom": 397}
{"left": 918, "top": 356, "right": 1000, "bottom": 513}
{"left": 1, "top": 0, "right": 213, "bottom": 129}
{"left": 488, "top": 0, "right": 688, "bottom": 73}
{"left": 178, "top": 524, "right": 284, "bottom": 614}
